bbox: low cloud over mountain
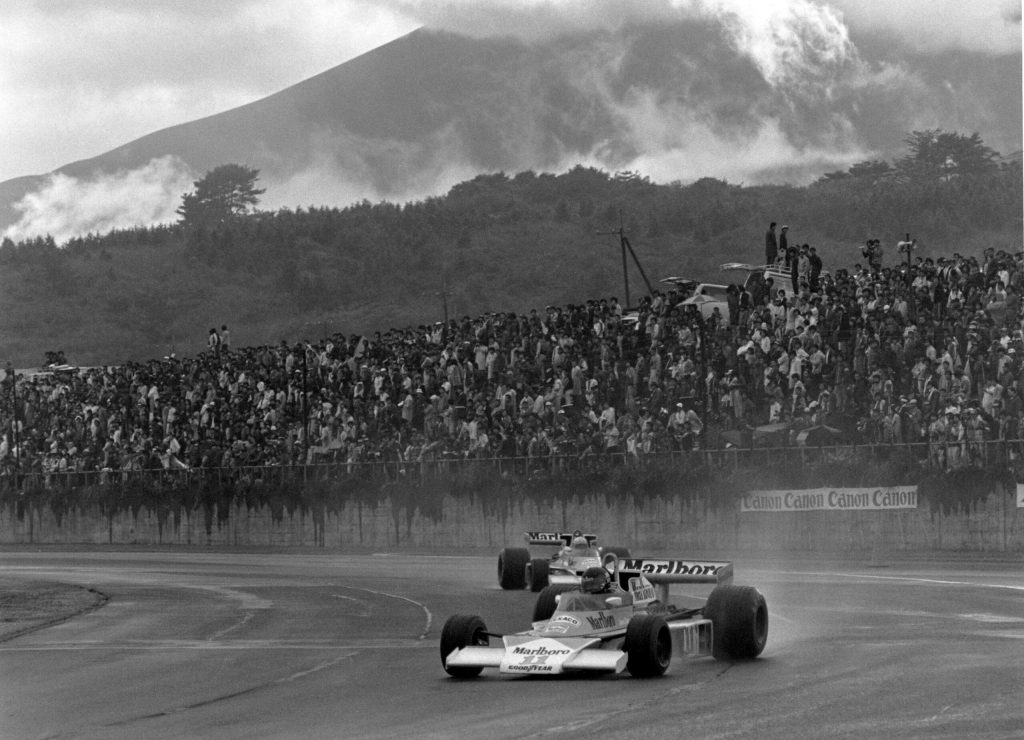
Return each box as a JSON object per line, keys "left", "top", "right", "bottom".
{"left": 2, "top": 3, "right": 1020, "bottom": 243}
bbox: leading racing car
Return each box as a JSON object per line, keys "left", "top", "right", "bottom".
{"left": 497, "top": 530, "right": 632, "bottom": 592}
{"left": 443, "top": 554, "right": 767, "bottom": 678}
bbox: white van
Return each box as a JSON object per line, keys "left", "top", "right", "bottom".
{"left": 660, "top": 277, "right": 733, "bottom": 323}
{"left": 720, "top": 263, "right": 795, "bottom": 297}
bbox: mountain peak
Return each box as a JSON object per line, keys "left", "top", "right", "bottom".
{"left": 1, "top": 20, "right": 1019, "bottom": 243}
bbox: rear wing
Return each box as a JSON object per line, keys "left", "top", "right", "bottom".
{"left": 523, "top": 531, "right": 598, "bottom": 547}
{"left": 719, "top": 262, "right": 765, "bottom": 273}
{"left": 659, "top": 276, "right": 698, "bottom": 288}
{"left": 615, "top": 558, "right": 733, "bottom": 586}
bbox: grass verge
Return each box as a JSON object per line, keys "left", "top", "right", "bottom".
{"left": 0, "top": 579, "right": 108, "bottom": 642}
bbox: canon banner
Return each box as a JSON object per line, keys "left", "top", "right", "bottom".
{"left": 741, "top": 487, "right": 918, "bottom": 513}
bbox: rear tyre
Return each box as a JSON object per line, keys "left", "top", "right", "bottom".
{"left": 440, "top": 614, "right": 489, "bottom": 678}
{"left": 532, "top": 584, "right": 578, "bottom": 622}
{"left": 527, "top": 559, "right": 550, "bottom": 592}
{"left": 497, "top": 547, "right": 529, "bottom": 589}
{"left": 625, "top": 614, "right": 671, "bottom": 677}
{"left": 703, "top": 585, "right": 768, "bottom": 660}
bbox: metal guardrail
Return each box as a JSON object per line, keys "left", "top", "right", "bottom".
{"left": 0, "top": 438, "right": 1019, "bottom": 493}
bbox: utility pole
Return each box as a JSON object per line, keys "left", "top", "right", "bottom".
{"left": 6, "top": 364, "right": 17, "bottom": 478}
{"left": 302, "top": 345, "right": 309, "bottom": 465}
{"left": 436, "top": 278, "right": 452, "bottom": 343}
{"left": 596, "top": 211, "right": 654, "bottom": 308}
{"left": 899, "top": 232, "right": 916, "bottom": 321}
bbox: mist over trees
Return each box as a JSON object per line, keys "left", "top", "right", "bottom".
{"left": 0, "top": 130, "right": 1020, "bottom": 366}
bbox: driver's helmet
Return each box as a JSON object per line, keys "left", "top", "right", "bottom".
{"left": 571, "top": 535, "right": 589, "bottom": 552}
{"left": 580, "top": 566, "right": 610, "bottom": 594}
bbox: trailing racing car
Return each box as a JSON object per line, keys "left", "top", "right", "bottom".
{"left": 444, "top": 554, "right": 767, "bottom": 678}
{"left": 497, "top": 530, "right": 631, "bottom": 592}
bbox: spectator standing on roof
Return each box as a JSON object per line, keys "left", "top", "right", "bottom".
{"left": 765, "top": 222, "right": 778, "bottom": 265}
{"left": 779, "top": 225, "right": 789, "bottom": 264}
{"left": 207, "top": 328, "right": 221, "bottom": 356}
{"left": 220, "top": 325, "right": 231, "bottom": 352}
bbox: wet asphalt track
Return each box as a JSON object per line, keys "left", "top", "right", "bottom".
{"left": 1, "top": 549, "right": 1022, "bottom": 740}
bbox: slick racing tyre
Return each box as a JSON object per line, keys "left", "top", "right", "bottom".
{"left": 440, "top": 614, "right": 489, "bottom": 678}
{"left": 703, "top": 584, "right": 768, "bottom": 660}
{"left": 526, "top": 558, "right": 550, "bottom": 592}
{"left": 624, "top": 614, "right": 671, "bottom": 677}
{"left": 532, "top": 584, "right": 578, "bottom": 622}
{"left": 497, "top": 547, "right": 530, "bottom": 589}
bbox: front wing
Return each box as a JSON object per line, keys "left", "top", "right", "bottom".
{"left": 444, "top": 620, "right": 712, "bottom": 676}
{"left": 447, "top": 637, "right": 626, "bottom": 675}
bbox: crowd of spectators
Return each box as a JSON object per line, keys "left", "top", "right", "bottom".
{"left": 2, "top": 231, "right": 1024, "bottom": 480}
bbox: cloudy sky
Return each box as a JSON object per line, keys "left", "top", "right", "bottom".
{"left": 1, "top": 0, "right": 1020, "bottom": 184}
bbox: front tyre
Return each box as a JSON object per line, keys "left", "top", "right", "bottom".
{"left": 527, "top": 558, "right": 550, "bottom": 592}
{"left": 625, "top": 614, "right": 671, "bottom": 677}
{"left": 703, "top": 585, "right": 768, "bottom": 660}
{"left": 532, "top": 583, "right": 578, "bottom": 622}
{"left": 440, "top": 614, "right": 489, "bottom": 678}
{"left": 497, "top": 547, "right": 529, "bottom": 589}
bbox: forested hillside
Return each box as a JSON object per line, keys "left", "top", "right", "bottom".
{"left": 0, "top": 131, "right": 1020, "bottom": 367}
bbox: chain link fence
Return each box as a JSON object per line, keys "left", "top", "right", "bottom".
{"left": 2, "top": 438, "right": 1020, "bottom": 494}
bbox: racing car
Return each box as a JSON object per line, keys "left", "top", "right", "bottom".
{"left": 443, "top": 554, "right": 767, "bottom": 678}
{"left": 497, "top": 530, "right": 631, "bottom": 592}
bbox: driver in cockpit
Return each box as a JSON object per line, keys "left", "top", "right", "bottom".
{"left": 567, "top": 532, "right": 596, "bottom": 565}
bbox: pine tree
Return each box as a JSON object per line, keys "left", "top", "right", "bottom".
{"left": 177, "top": 164, "right": 265, "bottom": 228}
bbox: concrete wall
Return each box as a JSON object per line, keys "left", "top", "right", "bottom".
{"left": 2, "top": 489, "right": 1021, "bottom": 552}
